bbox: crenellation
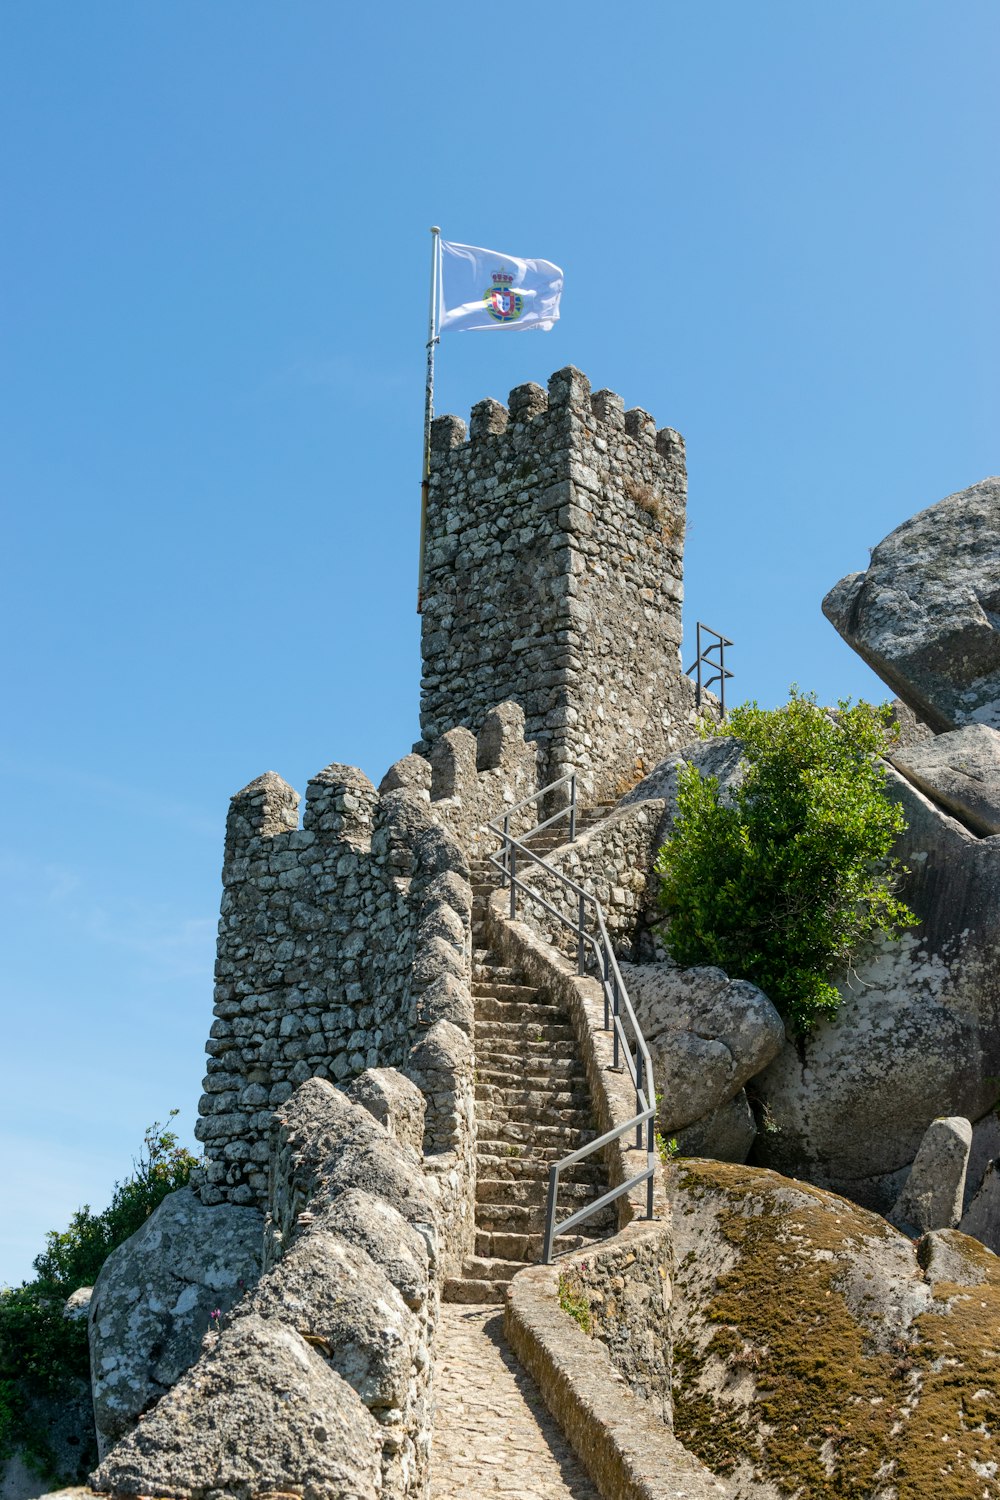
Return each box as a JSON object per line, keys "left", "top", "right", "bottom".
{"left": 508, "top": 380, "right": 548, "bottom": 421}
{"left": 303, "top": 763, "right": 377, "bottom": 846}
{"left": 469, "top": 397, "right": 509, "bottom": 440}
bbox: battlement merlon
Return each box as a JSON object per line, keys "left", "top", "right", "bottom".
{"left": 420, "top": 365, "right": 698, "bottom": 801}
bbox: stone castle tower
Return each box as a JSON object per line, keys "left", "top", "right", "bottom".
{"left": 419, "top": 365, "right": 698, "bottom": 800}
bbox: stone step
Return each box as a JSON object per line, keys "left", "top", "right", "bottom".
{"left": 475, "top": 1200, "right": 616, "bottom": 1234}
{"left": 476, "top": 1176, "right": 600, "bottom": 1209}
{"left": 475, "top": 1153, "right": 604, "bottom": 1184}
{"left": 475, "top": 1230, "right": 597, "bottom": 1262}
{"left": 475, "top": 1039, "right": 580, "bottom": 1065}
{"left": 474, "top": 997, "right": 565, "bottom": 1022}
{"left": 477, "top": 1136, "right": 601, "bottom": 1166}
{"left": 472, "top": 962, "right": 519, "bottom": 984}
{"left": 478, "top": 1121, "right": 597, "bottom": 1150}
{"left": 460, "top": 1254, "right": 527, "bottom": 1282}
{"left": 479, "top": 1104, "right": 596, "bottom": 1130}
{"left": 476, "top": 1014, "right": 575, "bottom": 1038}
{"left": 475, "top": 1083, "right": 592, "bottom": 1111}
{"left": 476, "top": 1059, "right": 583, "bottom": 1087}
{"left": 441, "top": 1276, "right": 510, "bottom": 1306}
{"left": 471, "top": 982, "right": 541, "bottom": 1004}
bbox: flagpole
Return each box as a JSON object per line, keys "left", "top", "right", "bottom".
{"left": 417, "top": 226, "right": 441, "bottom": 614}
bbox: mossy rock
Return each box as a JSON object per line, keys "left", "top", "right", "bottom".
{"left": 669, "top": 1158, "right": 1000, "bottom": 1498}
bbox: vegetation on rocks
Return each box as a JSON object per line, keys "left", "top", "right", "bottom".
{"left": 0, "top": 1114, "right": 198, "bottom": 1482}
{"left": 655, "top": 689, "right": 918, "bottom": 1035}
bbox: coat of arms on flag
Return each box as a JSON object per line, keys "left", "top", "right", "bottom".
{"left": 438, "top": 241, "right": 563, "bottom": 333}
{"left": 484, "top": 268, "right": 524, "bottom": 323}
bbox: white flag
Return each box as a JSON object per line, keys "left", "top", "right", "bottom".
{"left": 438, "top": 240, "right": 563, "bottom": 333}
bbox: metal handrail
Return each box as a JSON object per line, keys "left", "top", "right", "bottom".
{"left": 485, "top": 779, "right": 657, "bottom": 1263}
{"left": 686, "top": 620, "right": 733, "bottom": 714}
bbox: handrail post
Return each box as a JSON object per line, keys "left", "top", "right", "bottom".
{"left": 509, "top": 843, "right": 517, "bottom": 920}
{"left": 502, "top": 814, "right": 510, "bottom": 886}
{"left": 612, "top": 973, "right": 620, "bottom": 1070}
{"left": 569, "top": 773, "right": 577, "bottom": 843}
{"left": 646, "top": 1113, "right": 655, "bottom": 1219}
{"left": 635, "top": 1048, "right": 644, "bottom": 1148}
{"left": 602, "top": 948, "right": 610, "bottom": 1030}
{"left": 577, "top": 893, "right": 586, "bottom": 974}
{"left": 542, "top": 1164, "right": 559, "bottom": 1264}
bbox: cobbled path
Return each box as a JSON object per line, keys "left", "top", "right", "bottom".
{"left": 431, "top": 1303, "right": 601, "bottom": 1500}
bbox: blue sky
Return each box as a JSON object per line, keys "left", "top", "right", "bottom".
{"left": 1, "top": 1, "right": 996, "bottom": 1285}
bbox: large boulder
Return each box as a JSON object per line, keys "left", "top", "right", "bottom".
{"left": 889, "top": 1115, "right": 972, "bottom": 1235}
{"left": 823, "top": 476, "right": 1000, "bottom": 732}
{"left": 890, "top": 723, "right": 1000, "bottom": 834}
{"left": 91, "top": 1313, "right": 382, "bottom": 1500}
{"left": 670, "top": 1158, "right": 1000, "bottom": 1497}
{"left": 89, "top": 1185, "right": 262, "bottom": 1456}
{"left": 752, "top": 762, "right": 1000, "bottom": 1211}
{"left": 620, "top": 962, "right": 784, "bottom": 1137}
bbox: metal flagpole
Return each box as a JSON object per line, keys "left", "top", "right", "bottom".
{"left": 417, "top": 226, "right": 441, "bottom": 613}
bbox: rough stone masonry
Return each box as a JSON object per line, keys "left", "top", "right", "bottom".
{"left": 420, "top": 365, "right": 700, "bottom": 801}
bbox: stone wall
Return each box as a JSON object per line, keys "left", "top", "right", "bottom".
{"left": 197, "top": 766, "right": 473, "bottom": 1213}
{"left": 94, "top": 1075, "right": 442, "bottom": 1500}
{"left": 420, "top": 366, "right": 700, "bottom": 801}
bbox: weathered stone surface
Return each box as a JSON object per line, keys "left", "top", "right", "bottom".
{"left": 314, "top": 1188, "right": 430, "bottom": 1311}
{"left": 89, "top": 1185, "right": 262, "bottom": 1456}
{"left": 960, "top": 1158, "right": 1000, "bottom": 1252}
{"left": 671, "top": 1158, "right": 1000, "bottom": 1497}
{"left": 753, "top": 763, "right": 1000, "bottom": 1209}
{"left": 244, "top": 1230, "right": 419, "bottom": 1412}
{"left": 90, "top": 1313, "right": 382, "bottom": 1500}
{"left": 823, "top": 475, "right": 1000, "bottom": 732}
{"left": 346, "top": 1067, "right": 426, "bottom": 1157}
{"left": 621, "top": 962, "right": 784, "bottom": 1132}
{"left": 674, "top": 1089, "right": 757, "bottom": 1163}
{"left": 889, "top": 1115, "right": 972, "bottom": 1234}
{"left": 891, "top": 722, "right": 1000, "bottom": 834}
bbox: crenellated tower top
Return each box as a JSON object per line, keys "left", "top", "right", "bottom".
{"left": 419, "top": 365, "right": 697, "bottom": 799}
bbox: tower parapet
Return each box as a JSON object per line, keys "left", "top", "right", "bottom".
{"left": 420, "top": 366, "right": 698, "bottom": 798}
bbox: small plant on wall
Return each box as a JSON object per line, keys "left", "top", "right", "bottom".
{"left": 654, "top": 689, "right": 918, "bottom": 1036}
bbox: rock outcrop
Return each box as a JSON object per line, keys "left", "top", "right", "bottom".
{"left": 890, "top": 722, "right": 1000, "bottom": 835}
{"left": 889, "top": 1115, "right": 973, "bottom": 1235}
{"left": 621, "top": 961, "right": 784, "bottom": 1159}
{"left": 89, "top": 1185, "right": 263, "bottom": 1456}
{"left": 823, "top": 475, "right": 1000, "bottom": 732}
{"left": 670, "top": 1158, "right": 1000, "bottom": 1498}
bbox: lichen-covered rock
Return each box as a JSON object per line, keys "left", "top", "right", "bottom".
{"left": 90, "top": 1313, "right": 381, "bottom": 1500}
{"left": 244, "top": 1230, "right": 419, "bottom": 1412}
{"left": 346, "top": 1067, "right": 426, "bottom": 1156}
{"left": 670, "top": 1158, "right": 1000, "bottom": 1499}
{"left": 823, "top": 475, "right": 1000, "bottom": 732}
{"left": 314, "top": 1188, "right": 430, "bottom": 1311}
{"left": 621, "top": 962, "right": 784, "bottom": 1133}
{"left": 89, "top": 1185, "right": 262, "bottom": 1456}
{"left": 889, "top": 1115, "right": 972, "bottom": 1235}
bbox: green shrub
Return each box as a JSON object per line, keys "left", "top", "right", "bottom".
{"left": 654, "top": 690, "right": 918, "bottom": 1036}
{"left": 0, "top": 1114, "right": 199, "bottom": 1477}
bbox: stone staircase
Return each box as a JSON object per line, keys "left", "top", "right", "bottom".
{"left": 443, "top": 805, "right": 616, "bottom": 1304}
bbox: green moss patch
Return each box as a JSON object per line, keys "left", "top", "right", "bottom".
{"left": 671, "top": 1161, "right": 1000, "bottom": 1498}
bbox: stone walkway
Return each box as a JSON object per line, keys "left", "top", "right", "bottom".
{"left": 431, "top": 1303, "right": 601, "bottom": 1500}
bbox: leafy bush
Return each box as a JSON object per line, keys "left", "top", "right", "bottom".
{"left": 0, "top": 1114, "right": 199, "bottom": 1478}
{"left": 655, "top": 690, "right": 918, "bottom": 1036}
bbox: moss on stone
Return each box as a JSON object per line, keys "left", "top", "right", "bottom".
{"left": 671, "top": 1160, "right": 1000, "bottom": 1498}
